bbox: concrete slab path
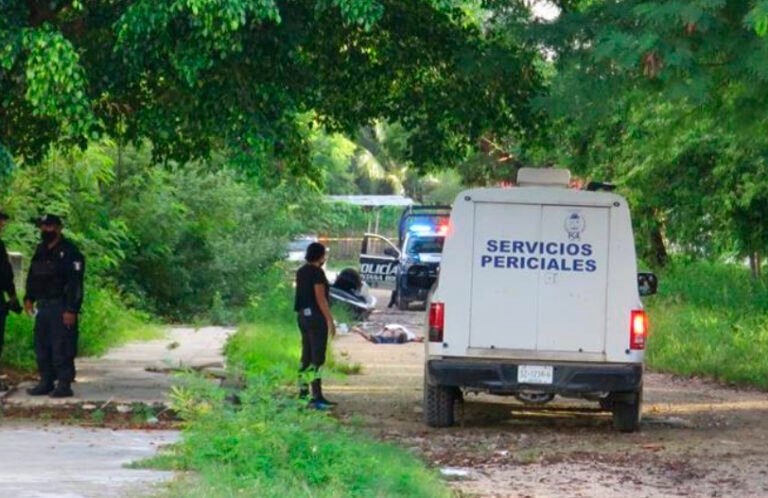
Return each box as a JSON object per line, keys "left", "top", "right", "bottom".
{"left": 0, "top": 326, "right": 234, "bottom": 497}
{"left": 4, "top": 326, "right": 233, "bottom": 406}
{"left": 0, "top": 422, "right": 178, "bottom": 498}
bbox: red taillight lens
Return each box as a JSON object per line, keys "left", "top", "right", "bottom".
{"left": 429, "top": 302, "right": 445, "bottom": 342}
{"left": 630, "top": 310, "right": 648, "bottom": 350}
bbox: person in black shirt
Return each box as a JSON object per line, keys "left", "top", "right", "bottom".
{"left": 294, "top": 242, "right": 335, "bottom": 409}
{"left": 24, "top": 214, "right": 85, "bottom": 398}
{"left": 0, "top": 212, "right": 21, "bottom": 391}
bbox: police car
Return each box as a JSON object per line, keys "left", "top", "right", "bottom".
{"left": 421, "top": 168, "right": 657, "bottom": 432}
{"left": 359, "top": 206, "right": 450, "bottom": 310}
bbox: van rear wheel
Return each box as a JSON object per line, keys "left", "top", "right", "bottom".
{"left": 424, "top": 379, "right": 458, "bottom": 428}
{"left": 611, "top": 391, "right": 642, "bottom": 433}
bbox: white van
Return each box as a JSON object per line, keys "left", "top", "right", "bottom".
{"left": 423, "top": 168, "right": 657, "bottom": 432}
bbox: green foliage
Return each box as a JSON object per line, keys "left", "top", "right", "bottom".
{"left": 0, "top": 141, "right": 320, "bottom": 321}
{"left": 421, "top": 170, "right": 464, "bottom": 204}
{"left": 1, "top": 0, "right": 542, "bottom": 175}
{"left": 524, "top": 0, "right": 768, "bottom": 263}
{"left": 20, "top": 26, "right": 94, "bottom": 141}
{"left": 646, "top": 260, "right": 768, "bottom": 388}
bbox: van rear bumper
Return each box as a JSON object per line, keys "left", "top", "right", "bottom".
{"left": 426, "top": 359, "right": 642, "bottom": 394}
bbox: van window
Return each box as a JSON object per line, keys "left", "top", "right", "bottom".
{"left": 406, "top": 237, "right": 444, "bottom": 255}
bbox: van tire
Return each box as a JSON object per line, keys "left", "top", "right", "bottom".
{"left": 424, "top": 380, "right": 457, "bottom": 427}
{"left": 611, "top": 391, "right": 642, "bottom": 432}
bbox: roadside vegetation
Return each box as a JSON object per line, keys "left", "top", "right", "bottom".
{"left": 647, "top": 260, "right": 768, "bottom": 389}
{"left": 142, "top": 268, "right": 449, "bottom": 498}
{"left": 2, "top": 285, "right": 159, "bottom": 370}
{"left": 0, "top": 141, "right": 394, "bottom": 370}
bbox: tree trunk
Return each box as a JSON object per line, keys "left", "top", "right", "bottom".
{"left": 749, "top": 252, "right": 761, "bottom": 280}
{"left": 649, "top": 224, "right": 668, "bottom": 268}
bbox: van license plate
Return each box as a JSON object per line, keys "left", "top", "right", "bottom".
{"left": 517, "top": 365, "right": 554, "bottom": 385}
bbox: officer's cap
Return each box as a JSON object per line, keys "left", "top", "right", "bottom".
{"left": 37, "top": 214, "right": 63, "bottom": 227}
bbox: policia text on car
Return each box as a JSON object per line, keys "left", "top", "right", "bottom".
{"left": 24, "top": 214, "right": 85, "bottom": 399}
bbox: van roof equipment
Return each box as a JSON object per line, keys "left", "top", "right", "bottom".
{"left": 516, "top": 167, "right": 571, "bottom": 188}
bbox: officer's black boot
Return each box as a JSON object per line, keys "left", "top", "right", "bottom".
{"left": 309, "top": 379, "right": 336, "bottom": 408}
{"left": 26, "top": 379, "right": 54, "bottom": 396}
{"left": 50, "top": 381, "right": 73, "bottom": 398}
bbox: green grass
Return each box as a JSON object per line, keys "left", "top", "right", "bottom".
{"left": 3, "top": 285, "right": 162, "bottom": 370}
{"left": 646, "top": 260, "right": 768, "bottom": 388}
{"left": 143, "top": 269, "right": 449, "bottom": 498}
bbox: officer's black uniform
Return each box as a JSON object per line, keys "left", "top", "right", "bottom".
{"left": 0, "top": 222, "right": 20, "bottom": 390}
{"left": 25, "top": 226, "right": 85, "bottom": 397}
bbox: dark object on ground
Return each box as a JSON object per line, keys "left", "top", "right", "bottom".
{"left": 26, "top": 382, "right": 54, "bottom": 396}
{"left": 50, "top": 383, "right": 74, "bottom": 398}
{"left": 330, "top": 268, "right": 376, "bottom": 320}
{"left": 354, "top": 324, "right": 423, "bottom": 344}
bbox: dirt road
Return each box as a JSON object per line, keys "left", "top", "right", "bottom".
{"left": 327, "top": 290, "right": 768, "bottom": 498}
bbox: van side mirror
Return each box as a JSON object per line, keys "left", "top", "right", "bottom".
{"left": 384, "top": 247, "right": 399, "bottom": 258}
{"left": 638, "top": 272, "right": 658, "bottom": 296}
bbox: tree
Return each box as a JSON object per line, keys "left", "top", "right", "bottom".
{"left": 0, "top": 0, "right": 543, "bottom": 173}
{"left": 518, "top": 0, "right": 768, "bottom": 268}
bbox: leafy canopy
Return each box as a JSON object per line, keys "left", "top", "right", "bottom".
{"left": 1, "top": 0, "right": 542, "bottom": 172}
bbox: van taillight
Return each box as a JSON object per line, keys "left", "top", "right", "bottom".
{"left": 429, "top": 302, "right": 445, "bottom": 342}
{"left": 630, "top": 310, "right": 648, "bottom": 350}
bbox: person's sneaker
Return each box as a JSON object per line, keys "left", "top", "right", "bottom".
{"left": 315, "top": 396, "right": 337, "bottom": 406}
{"left": 49, "top": 384, "right": 74, "bottom": 398}
{"left": 26, "top": 383, "right": 54, "bottom": 396}
{"left": 307, "top": 398, "right": 333, "bottom": 410}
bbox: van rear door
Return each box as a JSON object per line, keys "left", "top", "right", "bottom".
{"left": 536, "top": 205, "right": 609, "bottom": 353}
{"left": 468, "top": 202, "right": 609, "bottom": 354}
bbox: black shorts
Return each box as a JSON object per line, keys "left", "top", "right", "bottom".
{"left": 297, "top": 312, "right": 328, "bottom": 370}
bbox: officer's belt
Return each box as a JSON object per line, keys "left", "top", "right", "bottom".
{"left": 36, "top": 298, "right": 65, "bottom": 308}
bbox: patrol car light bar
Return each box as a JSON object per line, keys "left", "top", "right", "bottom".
{"left": 429, "top": 302, "right": 445, "bottom": 342}
{"left": 630, "top": 310, "right": 648, "bottom": 350}
{"left": 409, "top": 221, "right": 450, "bottom": 236}
{"left": 410, "top": 224, "right": 433, "bottom": 233}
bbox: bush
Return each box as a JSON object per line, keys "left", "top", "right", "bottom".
{"left": 646, "top": 260, "right": 768, "bottom": 388}
{"left": 1, "top": 142, "right": 322, "bottom": 323}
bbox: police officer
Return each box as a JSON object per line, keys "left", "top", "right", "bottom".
{"left": 0, "top": 212, "right": 21, "bottom": 391}
{"left": 24, "top": 214, "right": 85, "bottom": 398}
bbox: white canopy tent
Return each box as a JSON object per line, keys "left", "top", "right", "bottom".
{"left": 326, "top": 195, "right": 414, "bottom": 233}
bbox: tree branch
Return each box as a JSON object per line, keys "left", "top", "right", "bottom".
{"left": 26, "top": 0, "right": 72, "bottom": 27}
